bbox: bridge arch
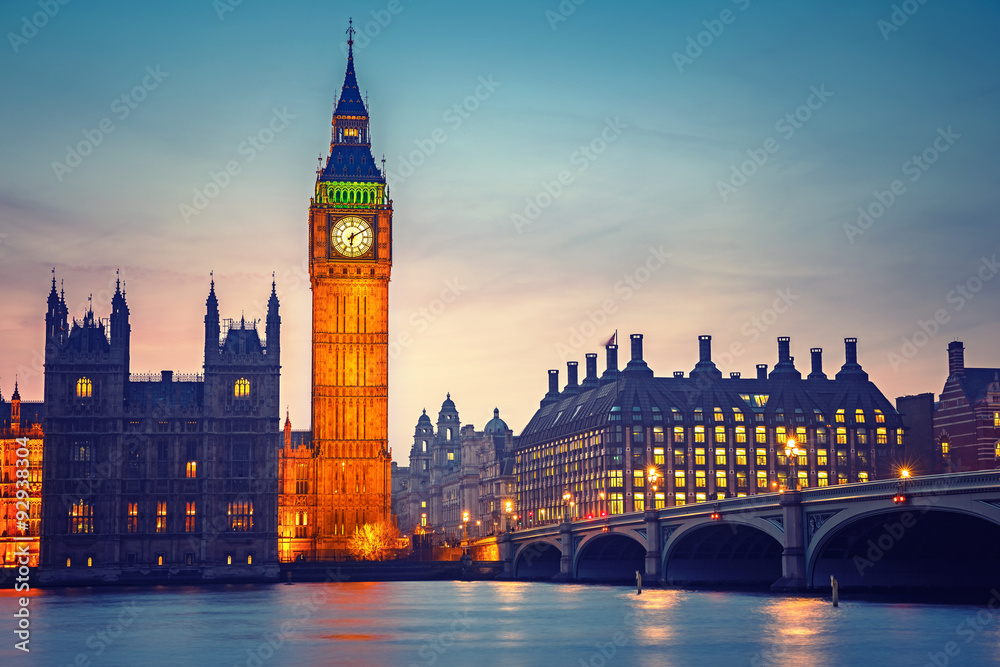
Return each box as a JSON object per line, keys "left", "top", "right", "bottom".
{"left": 807, "top": 501, "right": 1000, "bottom": 590}
{"left": 573, "top": 530, "right": 647, "bottom": 582}
{"left": 663, "top": 517, "right": 784, "bottom": 586}
{"left": 513, "top": 538, "right": 562, "bottom": 580}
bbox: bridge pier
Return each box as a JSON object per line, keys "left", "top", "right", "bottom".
{"left": 771, "top": 489, "right": 807, "bottom": 591}
{"left": 498, "top": 532, "right": 514, "bottom": 579}
{"left": 644, "top": 509, "right": 661, "bottom": 582}
{"left": 552, "top": 521, "right": 575, "bottom": 582}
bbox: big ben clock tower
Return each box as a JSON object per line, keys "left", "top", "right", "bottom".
{"left": 309, "top": 20, "right": 391, "bottom": 558}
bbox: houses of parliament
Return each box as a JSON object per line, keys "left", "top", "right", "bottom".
{"left": 0, "top": 23, "right": 391, "bottom": 579}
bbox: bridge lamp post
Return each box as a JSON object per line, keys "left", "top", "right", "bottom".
{"left": 647, "top": 467, "right": 659, "bottom": 511}
{"left": 784, "top": 439, "right": 801, "bottom": 491}
{"left": 462, "top": 510, "right": 469, "bottom": 545}
{"left": 504, "top": 500, "right": 513, "bottom": 533}
{"left": 562, "top": 490, "right": 573, "bottom": 522}
{"left": 599, "top": 491, "right": 606, "bottom": 517}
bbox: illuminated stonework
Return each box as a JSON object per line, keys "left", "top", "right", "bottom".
{"left": 305, "top": 25, "right": 392, "bottom": 559}
{"left": 0, "top": 383, "right": 42, "bottom": 568}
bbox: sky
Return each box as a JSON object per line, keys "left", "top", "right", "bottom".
{"left": 1, "top": 0, "right": 999, "bottom": 465}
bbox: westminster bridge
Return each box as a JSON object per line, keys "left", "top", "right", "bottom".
{"left": 497, "top": 471, "right": 1000, "bottom": 590}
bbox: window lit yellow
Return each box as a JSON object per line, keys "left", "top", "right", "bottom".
{"left": 76, "top": 377, "right": 92, "bottom": 398}
{"left": 234, "top": 378, "right": 250, "bottom": 398}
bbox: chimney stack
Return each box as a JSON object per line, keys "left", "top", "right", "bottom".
{"left": 623, "top": 334, "right": 654, "bottom": 377}
{"left": 948, "top": 341, "right": 965, "bottom": 377}
{"left": 541, "top": 369, "right": 561, "bottom": 407}
{"left": 581, "top": 353, "right": 599, "bottom": 388}
{"left": 756, "top": 364, "right": 768, "bottom": 380}
{"left": 777, "top": 337, "right": 791, "bottom": 363}
{"left": 600, "top": 344, "right": 620, "bottom": 384}
{"left": 630, "top": 333, "right": 643, "bottom": 361}
{"left": 699, "top": 335, "right": 712, "bottom": 362}
{"left": 673, "top": 371, "right": 684, "bottom": 378}
{"left": 564, "top": 361, "right": 580, "bottom": 394}
{"left": 730, "top": 372, "right": 741, "bottom": 379}
{"left": 808, "top": 348, "right": 827, "bottom": 380}
{"left": 845, "top": 338, "right": 858, "bottom": 365}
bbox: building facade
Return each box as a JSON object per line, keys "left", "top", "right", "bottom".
{"left": 923, "top": 341, "right": 1000, "bottom": 472}
{"left": 515, "top": 334, "right": 906, "bottom": 525}
{"left": 0, "top": 383, "right": 43, "bottom": 567}
{"left": 38, "top": 275, "right": 280, "bottom": 583}
{"left": 307, "top": 23, "right": 392, "bottom": 558}
{"left": 396, "top": 397, "right": 515, "bottom": 543}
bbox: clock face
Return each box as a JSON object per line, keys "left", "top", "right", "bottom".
{"left": 331, "top": 216, "right": 374, "bottom": 258}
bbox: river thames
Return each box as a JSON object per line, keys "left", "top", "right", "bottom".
{"left": 3, "top": 581, "right": 999, "bottom": 666}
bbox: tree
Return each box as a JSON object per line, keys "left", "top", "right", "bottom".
{"left": 347, "top": 521, "right": 400, "bottom": 562}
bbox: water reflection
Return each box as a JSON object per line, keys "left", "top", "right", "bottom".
{"left": 756, "top": 596, "right": 833, "bottom": 666}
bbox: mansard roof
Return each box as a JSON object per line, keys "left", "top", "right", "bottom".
{"left": 518, "top": 336, "right": 902, "bottom": 450}
{"left": 320, "top": 144, "right": 384, "bottom": 183}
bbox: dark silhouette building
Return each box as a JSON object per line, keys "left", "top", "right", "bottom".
{"left": 38, "top": 274, "right": 280, "bottom": 583}
{"left": 515, "top": 335, "right": 906, "bottom": 524}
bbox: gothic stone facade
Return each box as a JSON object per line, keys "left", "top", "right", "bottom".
{"left": 38, "top": 276, "right": 280, "bottom": 584}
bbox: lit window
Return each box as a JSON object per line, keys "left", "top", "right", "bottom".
{"left": 835, "top": 409, "right": 845, "bottom": 423}
{"left": 836, "top": 428, "right": 847, "bottom": 445}
{"left": 76, "top": 377, "right": 92, "bottom": 398}
{"left": 157, "top": 554, "right": 164, "bottom": 566}
{"left": 87, "top": 557, "right": 93, "bottom": 567}
{"left": 756, "top": 427, "right": 767, "bottom": 444}
{"left": 695, "top": 471, "right": 706, "bottom": 488}
{"left": 633, "top": 470, "right": 645, "bottom": 489}
{"left": 858, "top": 471, "right": 869, "bottom": 483}
{"left": 733, "top": 408, "right": 744, "bottom": 422}
{"left": 695, "top": 448, "right": 706, "bottom": 465}
{"left": 185, "top": 502, "right": 196, "bottom": 533}
{"left": 186, "top": 461, "right": 197, "bottom": 478}
{"left": 756, "top": 471, "right": 768, "bottom": 489}
{"left": 735, "top": 426, "right": 746, "bottom": 444}
{"left": 695, "top": 492, "right": 707, "bottom": 503}
{"left": 675, "top": 493, "right": 686, "bottom": 506}
{"left": 344, "top": 127, "right": 359, "bottom": 137}
{"left": 715, "top": 449, "right": 726, "bottom": 466}
{"left": 127, "top": 502, "right": 138, "bottom": 533}
{"left": 995, "top": 412, "right": 1000, "bottom": 427}
{"left": 776, "top": 427, "right": 787, "bottom": 444}
{"left": 653, "top": 448, "right": 665, "bottom": 465}
{"left": 66, "top": 558, "right": 71, "bottom": 567}
{"left": 736, "top": 448, "right": 747, "bottom": 465}
{"left": 227, "top": 554, "right": 233, "bottom": 565}
{"left": 235, "top": 378, "right": 250, "bottom": 398}
{"left": 673, "top": 427, "right": 685, "bottom": 443}
{"left": 941, "top": 440, "right": 950, "bottom": 455}
{"left": 838, "top": 473, "right": 847, "bottom": 485}
{"left": 156, "top": 502, "right": 167, "bottom": 533}
{"left": 609, "top": 493, "right": 624, "bottom": 515}
{"left": 818, "top": 472, "right": 829, "bottom": 487}
{"left": 817, "top": 449, "right": 828, "bottom": 466}
{"left": 756, "top": 448, "right": 767, "bottom": 466}
{"left": 876, "top": 428, "right": 887, "bottom": 445}
{"left": 69, "top": 501, "right": 93, "bottom": 534}
{"left": 653, "top": 426, "right": 664, "bottom": 443}
{"left": 876, "top": 410, "right": 885, "bottom": 424}
{"left": 447, "top": 452, "right": 455, "bottom": 461}
{"left": 716, "top": 470, "right": 727, "bottom": 487}
{"left": 674, "top": 471, "right": 685, "bottom": 487}
{"left": 714, "top": 409, "right": 725, "bottom": 422}
{"left": 855, "top": 409, "right": 865, "bottom": 423}
{"left": 229, "top": 500, "right": 253, "bottom": 532}
{"left": 694, "top": 426, "right": 705, "bottom": 443}
{"left": 673, "top": 448, "right": 685, "bottom": 466}
{"left": 634, "top": 494, "right": 645, "bottom": 512}
{"left": 715, "top": 426, "right": 726, "bottom": 443}
{"left": 995, "top": 442, "right": 1000, "bottom": 459}
{"left": 247, "top": 554, "right": 253, "bottom": 565}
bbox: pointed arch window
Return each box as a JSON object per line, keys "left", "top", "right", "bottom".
{"left": 76, "top": 377, "right": 92, "bottom": 398}
{"left": 234, "top": 378, "right": 250, "bottom": 398}
{"left": 69, "top": 501, "right": 94, "bottom": 534}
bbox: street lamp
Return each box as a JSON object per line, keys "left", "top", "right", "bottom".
{"left": 462, "top": 510, "right": 469, "bottom": 543}
{"left": 784, "top": 438, "right": 800, "bottom": 491}
{"left": 562, "top": 490, "right": 572, "bottom": 522}
{"left": 599, "top": 491, "right": 606, "bottom": 517}
{"left": 647, "top": 467, "right": 659, "bottom": 511}
{"left": 504, "top": 500, "right": 513, "bottom": 533}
